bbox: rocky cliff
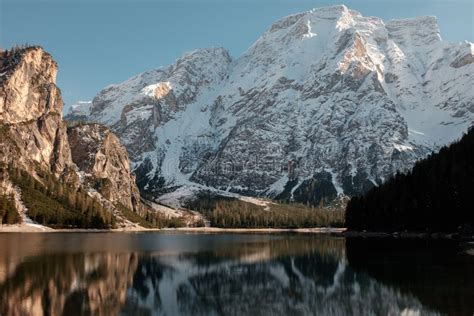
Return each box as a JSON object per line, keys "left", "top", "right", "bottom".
{"left": 0, "top": 47, "right": 75, "bottom": 179}
{"left": 0, "top": 46, "right": 147, "bottom": 226}
{"left": 68, "top": 5, "right": 474, "bottom": 206}
{"left": 67, "top": 123, "right": 142, "bottom": 213}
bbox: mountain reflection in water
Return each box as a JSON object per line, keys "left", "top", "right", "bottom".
{"left": 0, "top": 233, "right": 472, "bottom": 315}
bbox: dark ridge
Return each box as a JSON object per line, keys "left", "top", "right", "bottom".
{"left": 346, "top": 126, "right": 474, "bottom": 233}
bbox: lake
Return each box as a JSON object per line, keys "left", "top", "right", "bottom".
{"left": 0, "top": 233, "right": 473, "bottom": 315}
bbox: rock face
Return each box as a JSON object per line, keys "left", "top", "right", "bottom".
{"left": 0, "top": 47, "right": 61, "bottom": 123}
{"left": 0, "top": 46, "right": 145, "bottom": 222}
{"left": 67, "top": 123, "right": 142, "bottom": 212}
{"left": 0, "top": 47, "right": 77, "bottom": 182}
{"left": 68, "top": 5, "right": 474, "bottom": 205}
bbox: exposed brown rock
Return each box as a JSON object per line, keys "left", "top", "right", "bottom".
{"left": 67, "top": 123, "right": 142, "bottom": 213}
{"left": 0, "top": 46, "right": 148, "bottom": 225}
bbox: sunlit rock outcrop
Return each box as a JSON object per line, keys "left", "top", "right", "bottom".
{"left": 0, "top": 46, "right": 148, "bottom": 226}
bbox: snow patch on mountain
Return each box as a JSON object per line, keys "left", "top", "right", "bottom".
{"left": 68, "top": 5, "right": 474, "bottom": 205}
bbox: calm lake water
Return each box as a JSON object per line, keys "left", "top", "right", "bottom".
{"left": 0, "top": 233, "right": 473, "bottom": 315}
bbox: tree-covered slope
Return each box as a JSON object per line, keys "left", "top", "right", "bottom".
{"left": 346, "top": 127, "right": 474, "bottom": 232}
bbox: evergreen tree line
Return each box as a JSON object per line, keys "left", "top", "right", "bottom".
{"left": 1, "top": 45, "right": 39, "bottom": 82}
{"left": 346, "top": 127, "right": 474, "bottom": 232}
{"left": 188, "top": 193, "right": 344, "bottom": 228}
{"left": 0, "top": 194, "right": 21, "bottom": 225}
{"left": 115, "top": 202, "right": 186, "bottom": 229}
{"left": 144, "top": 211, "right": 187, "bottom": 228}
{"left": 6, "top": 164, "right": 114, "bottom": 228}
{"left": 3, "top": 44, "right": 37, "bottom": 54}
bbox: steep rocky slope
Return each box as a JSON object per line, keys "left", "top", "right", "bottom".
{"left": 67, "top": 123, "right": 142, "bottom": 213}
{"left": 0, "top": 47, "right": 76, "bottom": 180}
{"left": 0, "top": 46, "right": 147, "bottom": 227}
{"left": 68, "top": 5, "right": 474, "bottom": 206}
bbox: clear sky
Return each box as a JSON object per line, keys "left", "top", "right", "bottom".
{"left": 1, "top": 0, "right": 473, "bottom": 111}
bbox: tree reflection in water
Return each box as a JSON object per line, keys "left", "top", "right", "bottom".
{"left": 0, "top": 234, "right": 470, "bottom": 315}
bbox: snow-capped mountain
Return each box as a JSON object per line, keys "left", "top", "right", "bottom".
{"left": 67, "top": 5, "right": 474, "bottom": 205}
{"left": 68, "top": 100, "right": 92, "bottom": 119}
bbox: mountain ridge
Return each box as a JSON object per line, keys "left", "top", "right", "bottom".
{"left": 67, "top": 5, "right": 474, "bottom": 207}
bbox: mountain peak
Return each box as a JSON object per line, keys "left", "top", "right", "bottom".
{"left": 0, "top": 45, "right": 61, "bottom": 124}
{"left": 71, "top": 7, "right": 474, "bottom": 206}
{"left": 308, "top": 4, "right": 351, "bottom": 16}
{"left": 267, "top": 5, "right": 354, "bottom": 34}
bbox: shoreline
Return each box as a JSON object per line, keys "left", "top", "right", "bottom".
{"left": 0, "top": 224, "right": 346, "bottom": 235}
{"left": 0, "top": 225, "right": 472, "bottom": 240}
{"left": 162, "top": 227, "right": 347, "bottom": 235}
{"left": 344, "top": 230, "right": 474, "bottom": 240}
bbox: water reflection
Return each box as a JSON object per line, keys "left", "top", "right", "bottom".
{"left": 0, "top": 233, "right": 471, "bottom": 315}
{"left": 346, "top": 238, "right": 474, "bottom": 316}
{"left": 0, "top": 252, "right": 138, "bottom": 315}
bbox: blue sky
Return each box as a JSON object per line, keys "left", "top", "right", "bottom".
{"left": 1, "top": 0, "right": 473, "bottom": 111}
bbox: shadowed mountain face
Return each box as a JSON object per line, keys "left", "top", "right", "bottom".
{"left": 68, "top": 5, "right": 474, "bottom": 205}
{"left": 1, "top": 233, "right": 472, "bottom": 315}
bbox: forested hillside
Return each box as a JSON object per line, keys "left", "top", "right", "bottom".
{"left": 346, "top": 127, "right": 474, "bottom": 232}
{"left": 187, "top": 193, "right": 344, "bottom": 228}
{"left": 7, "top": 164, "right": 115, "bottom": 228}
{"left": 0, "top": 194, "right": 20, "bottom": 225}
